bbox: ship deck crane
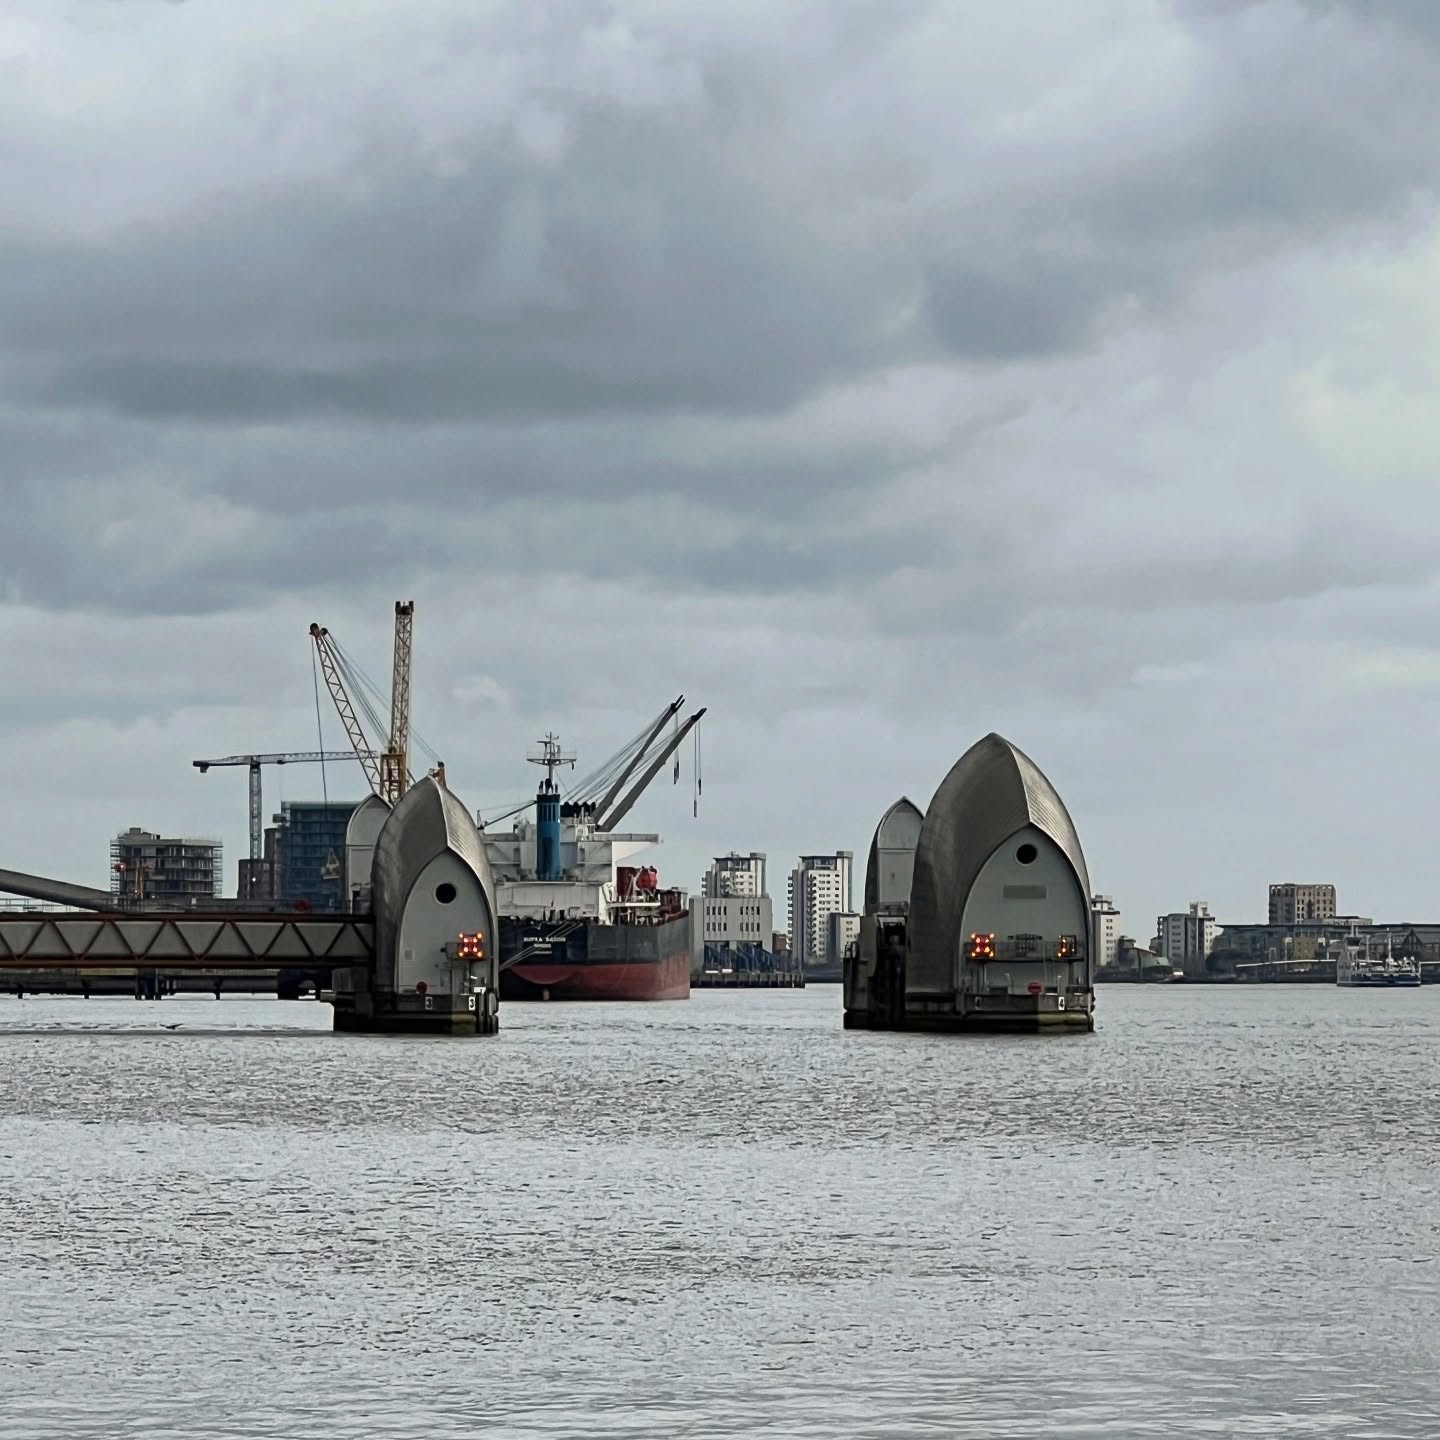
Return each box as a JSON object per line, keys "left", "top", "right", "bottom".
{"left": 193, "top": 751, "right": 377, "bottom": 862}
{"left": 474, "top": 697, "right": 706, "bottom": 833}
{"left": 595, "top": 708, "right": 706, "bottom": 832}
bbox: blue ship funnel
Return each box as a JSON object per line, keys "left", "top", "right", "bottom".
{"left": 537, "top": 789, "right": 561, "bottom": 882}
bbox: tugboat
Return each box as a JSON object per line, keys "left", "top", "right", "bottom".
{"left": 1335, "top": 930, "right": 1422, "bottom": 988}
{"left": 478, "top": 701, "right": 705, "bottom": 1002}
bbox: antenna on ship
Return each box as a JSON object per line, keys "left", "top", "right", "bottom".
{"left": 528, "top": 732, "right": 575, "bottom": 792}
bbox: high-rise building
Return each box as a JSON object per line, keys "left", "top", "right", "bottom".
{"left": 1156, "top": 901, "right": 1216, "bottom": 976}
{"left": 702, "top": 852, "right": 766, "bottom": 899}
{"left": 788, "top": 852, "right": 853, "bottom": 967}
{"left": 1091, "top": 894, "right": 1122, "bottom": 971}
{"left": 1268, "top": 883, "right": 1337, "bottom": 926}
{"left": 276, "top": 800, "right": 359, "bottom": 912}
{"left": 110, "top": 828, "right": 223, "bottom": 905}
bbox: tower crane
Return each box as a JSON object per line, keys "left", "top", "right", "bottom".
{"left": 193, "top": 751, "right": 377, "bottom": 863}
{"left": 308, "top": 601, "right": 424, "bottom": 808}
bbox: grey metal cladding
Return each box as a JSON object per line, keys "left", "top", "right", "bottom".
{"left": 863, "top": 796, "right": 925, "bottom": 913}
{"left": 371, "top": 777, "right": 498, "bottom": 987}
{"left": 907, "top": 733, "right": 1090, "bottom": 994}
{"left": 345, "top": 793, "right": 391, "bottom": 845}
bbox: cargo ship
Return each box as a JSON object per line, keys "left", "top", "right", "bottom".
{"left": 479, "top": 703, "right": 704, "bottom": 1002}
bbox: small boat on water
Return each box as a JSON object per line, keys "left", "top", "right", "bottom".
{"left": 1335, "top": 931, "right": 1422, "bottom": 988}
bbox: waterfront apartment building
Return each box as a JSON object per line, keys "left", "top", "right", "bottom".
{"left": 110, "top": 827, "right": 223, "bottom": 905}
{"left": 702, "top": 852, "right": 767, "bottom": 899}
{"left": 1268, "top": 883, "right": 1337, "bottom": 926}
{"left": 1091, "top": 894, "right": 1122, "bottom": 970}
{"left": 788, "top": 852, "right": 853, "bottom": 967}
{"left": 1156, "top": 901, "right": 1217, "bottom": 976}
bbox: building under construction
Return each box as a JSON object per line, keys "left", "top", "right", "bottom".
{"left": 110, "top": 827, "right": 223, "bottom": 906}
{"left": 238, "top": 802, "right": 360, "bottom": 910}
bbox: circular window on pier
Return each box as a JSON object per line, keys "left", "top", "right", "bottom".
{"left": 435, "top": 882, "right": 457, "bottom": 904}
{"left": 1015, "top": 843, "right": 1038, "bottom": 865}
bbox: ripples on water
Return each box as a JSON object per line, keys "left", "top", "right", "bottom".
{"left": 1, "top": 986, "right": 1439, "bottom": 1438}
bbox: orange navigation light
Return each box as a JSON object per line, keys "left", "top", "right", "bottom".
{"left": 1056, "top": 935, "right": 1078, "bottom": 959}
{"left": 966, "top": 932, "right": 996, "bottom": 961}
{"left": 456, "top": 932, "right": 485, "bottom": 960}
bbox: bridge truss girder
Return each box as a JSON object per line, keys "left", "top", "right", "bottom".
{"left": 0, "top": 913, "right": 374, "bottom": 971}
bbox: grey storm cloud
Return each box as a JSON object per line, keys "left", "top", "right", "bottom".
{"left": 6, "top": 105, "right": 907, "bottom": 424}
{"left": 5, "top": 0, "right": 1440, "bottom": 933}
{"left": 2, "top": 0, "right": 1435, "bottom": 429}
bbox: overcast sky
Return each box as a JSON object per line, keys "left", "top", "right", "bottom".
{"left": 4, "top": 0, "right": 1440, "bottom": 933}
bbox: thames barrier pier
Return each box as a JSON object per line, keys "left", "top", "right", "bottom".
{"left": 328, "top": 776, "right": 500, "bottom": 1034}
{"left": 0, "top": 775, "right": 501, "bottom": 1037}
{"left": 844, "top": 733, "right": 1095, "bottom": 1034}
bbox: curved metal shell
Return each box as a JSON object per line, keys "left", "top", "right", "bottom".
{"left": 371, "top": 777, "right": 497, "bottom": 989}
{"left": 863, "top": 796, "right": 925, "bottom": 913}
{"left": 907, "top": 734, "right": 1089, "bottom": 994}
{"left": 346, "top": 794, "right": 391, "bottom": 850}
{"left": 344, "top": 793, "right": 392, "bottom": 899}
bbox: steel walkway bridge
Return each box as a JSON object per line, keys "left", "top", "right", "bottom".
{"left": 0, "top": 911, "right": 373, "bottom": 971}
{"left": 0, "top": 770, "right": 499, "bottom": 1034}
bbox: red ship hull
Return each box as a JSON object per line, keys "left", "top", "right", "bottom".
{"left": 498, "top": 912, "right": 693, "bottom": 1002}
{"left": 505, "top": 948, "right": 691, "bottom": 1001}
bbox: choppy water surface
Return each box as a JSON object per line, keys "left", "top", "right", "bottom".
{"left": 2, "top": 985, "right": 1439, "bottom": 1438}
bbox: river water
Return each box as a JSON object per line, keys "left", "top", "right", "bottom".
{"left": 1, "top": 985, "right": 1438, "bottom": 1438}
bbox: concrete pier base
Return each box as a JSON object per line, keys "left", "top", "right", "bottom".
{"left": 327, "top": 975, "right": 500, "bottom": 1036}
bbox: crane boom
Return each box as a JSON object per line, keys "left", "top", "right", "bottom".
{"left": 193, "top": 751, "right": 368, "bottom": 769}
{"left": 310, "top": 624, "right": 385, "bottom": 800}
{"left": 597, "top": 708, "right": 706, "bottom": 832}
{"left": 193, "top": 750, "right": 379, "bottom": 862}
{"left": 592, "top": 696, "right": 684, "bottom": 819}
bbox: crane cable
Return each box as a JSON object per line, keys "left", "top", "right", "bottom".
{"left": 329, "top": 634, "right": 443, "bottom": 772}
{"left": 311, "top": 644, "right": 331, "bottom": 808}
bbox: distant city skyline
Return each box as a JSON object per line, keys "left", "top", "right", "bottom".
{"left": 54, "top": 779, "right": 1439, "bottom": 943}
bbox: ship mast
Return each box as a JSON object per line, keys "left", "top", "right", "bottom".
{"left": 529, "top": 733, "right": 576, "bottom": 882}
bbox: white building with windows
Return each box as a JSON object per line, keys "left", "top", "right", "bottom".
{"left": 691, "top": 895, "right": 774, "bottom": 954}
{"left": 1157, "top": 901, "right": 1217, "bottom": 975}
{"left": 1091, "top": 894, "right": 1122, "bottom": 971}
{"left": 690, "top": 852, "right": 774, "bottom": 970}
{"left": 789, "top": 852, "right": 854, "bottom": 967}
